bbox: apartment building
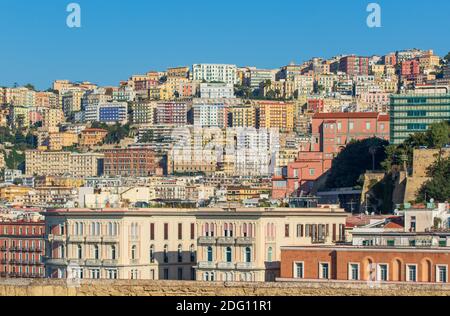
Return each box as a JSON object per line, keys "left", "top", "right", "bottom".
{"left": 43, "top": 206, "right": 348, "bottom": 282}
{"left": 192, "top": 64, "right": 238, "bottom": 85}
{"left": 338, "top": 56, "right": 369, "bottom": 76}
{"left": 25, "top": 151, "right": 104, "bottom": 177}
{"left": 79, "top": 128, "right": 108, "bottom": 148}
{"left": 154, "top": 101, "right": 188, "bottom": 125}
{"left": 256, "top": 101, "right": 294, "bottom": 132}
{"left": 44, "top": 208, "right": 197, "bottom": 280}
{"left": 227, "top": 105, "right": 257, "bottom": 128}
{"left": 195, "top": 206, "right": 348, "bottom": 282}
{"left": 0, "top": 215, "right": 46, "bottom": 279}
{"left": 48, "top": 132, "right": 79, "bottom": 151}
{"left": 102, "top": 148, "right": 157, "bottom": 178}
{"left": 192, "top": 99, "right": 242, "bottom": 128}
{"left": 390, "top": 86, "right": 450, "bottom": 144}
{"left": 200, "top": 83, "right": 235, "bottom": 99}
{"left": 247, "top": 69, "right": 276, "bottom": 91}
{"left": 85, "top": 102, "right": 128, "bottom": 125}
{"left": 131, "top": 101, "right": 157, "bottom": 125}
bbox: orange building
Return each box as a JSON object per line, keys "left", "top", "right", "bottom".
{"left": 280, "top": 246, "right": 449, "bottom": 283}
{"left": 256, "top": 101, "right": 294, "bottom": 132}
{"left": 80, "top": 128, "right": 108, "bottom": 147}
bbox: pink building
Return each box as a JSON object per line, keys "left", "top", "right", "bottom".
{"left": 272, "top": 112, "right": 390, "bottom": 199}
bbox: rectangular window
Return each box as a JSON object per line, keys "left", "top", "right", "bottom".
{"left": 378, "top": 264, "right": 388, "bottom": 282}
{"left": 178, "top": 223, "right": 183, "bottom": 240}
{"left": 285, "top": 224, "right": 290, "bottom": 238}
{"left": 296, "top": 224, "right": 304, "bottom": 238}
{"left": 190, "top": 223, "right": 195, "bottom": 240}
{"left": 437, "top": 266, "right": 448, "bottom": 283}
{"left": 349, "top": 264, "right": 359, "bottom": 280}
{"left": 178, "top": 268, "right": 183, "bottom": 281}
{"left": 164, "top": 223, "right": 169, "bottom": 240}
{"left": 164, "top": 268, "right": 169, "bottom": 280}
{"left": 294, "top": 262, "right": 304, "bottom": 279}
{"left": 407, "top": 265, "right": 417, "bottom": 282}
{"left": 320, "top": 263, "right": 329, "bottom": 279}
{"left": 150, "top": 223, "right": 155, "bottom": 241}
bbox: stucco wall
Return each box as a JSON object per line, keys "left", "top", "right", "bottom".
{"left": 0, "top": 279, "right": 448, "bottom": 296}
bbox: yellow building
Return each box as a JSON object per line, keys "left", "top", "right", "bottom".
{"left": 48, "top": 132, "right": 79, "bottom": 151}
{"left": 226, "top": 186, "right": 271, "bottom": 202}
{"left": 42, "top": 108, "right": 65, "bottom": 132}
{"left": 0, "top": 186, "right": 35, "bottom": 203}
{"left": 255, "top": 101, "right": 294, "bottom": 132}
{"left": 228, "top": 105, "right": 257, "bottom": 128}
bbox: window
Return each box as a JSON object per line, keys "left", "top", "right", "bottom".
{"left": 190, "top": 245, "right": 196, "bottom": 263}
{"left": 131, "top": 245, "right": 137, "bottom": 260}
{"left": 163, "top": 268, "right": 169, "bottom": 280}
{"left": 226, "top": 247, "right": 232, "bottom": 263}
{"left": 267, "top": 247, "right": 273, "bottom": 263}
{"left": 178, "top": 223, "right": 183, "bottom": 240}
{"left": 178, "top": 268, "right": 183, "bottom": 281}
{"left": 77, "top": 245, "right": 83, "bottom": 259}
{"left": 297, "top": 224, "right": 303, "bottom": 238}
{"left": 164, "top": 245, "right": 169, "bottom": 263}
{"left": 94, "top": 245, "right": 99, "bottom": 260}
{"left": 107, "top": 269, "right": 118, "bottom": 280}
{"left": 131, "top": 269, "right": 138, "bottom": 280}
{"left": 349, "top": 264, "right": 359, "bottom": 280}
{"left": 437, "top": 266, "right": 448, "bottom": 283}
{"left": 366, "top": 122, "right": 371, "bottom": 130}
{"left": 378, "top": 264, "right": 388, "bottom": 282}
{"left": 349, "top": 121, "right": 354, "bottom": 130}
{"left": 111, "top": 246, "right": 116, "bottom": 260}
{"left": 294, "top": 262, "right": 304, "bottom": 279}
{"left": 150, "top": 223, "right": 155, "bottom": 241}
{"left": 150, "top": 245, "right": 155, "bottom": 263}
{"left": 245, "top": 247, "right": 252, "bottom": 263}
{"left": 164, "top": 223, "right": 169, "bottom": 240}
{"left": 207, "top": 246, "right": 213, "bottom": 262}
{"left": 190, "top": 223, "right": 195, "bottom": 240}
{"left": 320, "top": 263, "right": 329, "bottom": 279}
{"left": 407, "top": 265, "right": 417, "bottom": 282}
{"left": 285, "top": 224, "right": 290, "bottom": 238}
{"left": 309, "top": 169, "right": 316, "bottom": 176}
{"left": 178, "top": 245, "right": 183, "bottom": 263}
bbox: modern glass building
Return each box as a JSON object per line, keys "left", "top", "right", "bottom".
{"left": 390, "top": 88, "right": 450, "bottom": 144}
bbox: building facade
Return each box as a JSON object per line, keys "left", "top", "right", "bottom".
{"left": 102, "top": 148, "right": 157, "bottom": 178}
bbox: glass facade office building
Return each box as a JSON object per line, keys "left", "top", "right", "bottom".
{"left": 390, "top": 93, "right": 450, "bottom": 144}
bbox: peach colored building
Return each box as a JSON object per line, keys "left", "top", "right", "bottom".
{"left": 272, "top": 112, "right": 390, "bottom": 199}
{"left": 80, "top": 128, "right": 108, "bottom": 147}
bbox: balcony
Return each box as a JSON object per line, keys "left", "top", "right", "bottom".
{"left": 46, "top": 258, "right": 68, "bottom": 266}
{"left": 85, "top": 236, "right": 102, "bottom": 243}
{"left": 198, "top": 237, "right": 216, "bottom": 245}
{"left": 236, "top": 237, "right": 255, "bottom": 245}
{"left": 197, "top": 261, "right": 216, "bottom": 269}
{"left": 102, "top": 236, "right": 119, "bottom": 244}
{"left": 217, "top": 262, "right": 235, "bottom": 270}
{"left": 68, "top": 259, "right": 85, "bottom": 265}
{"left": 236, "top": 262, "right": 255, "bottom": 270}
{"left": 312, "top": 238, "right": 326, "bottom": 245}
{"left": 48, "top": 235, "right": 67, "bottom": 243}
{"left": 102, "top": 259, "right": 119, "bottom": 267}
{"left": 68, "top": 236, "right": 85, "bottom": 243}
{"left": 85, "top": 259, "right": 102, "bottom": 266}
{"left": 217, "top": 237, "right": 235, "bottom": 245}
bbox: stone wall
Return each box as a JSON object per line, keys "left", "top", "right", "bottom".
{"left": 0, "top": 279, "right": 449, "bottom": 296}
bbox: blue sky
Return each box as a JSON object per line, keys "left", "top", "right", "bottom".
{"left": 1, "top": 0, "right": 449, "bottom": 89}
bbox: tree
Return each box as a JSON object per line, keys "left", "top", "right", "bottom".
{"left": 325, "top": 138, "right": 389, "bottom": 189}
{"left": 24, "top": 83, "right": 36, "bottom": 91}
{"left": 444, "top": 52, "right": 450, "bottom": 64}
{"left": 139, "top": 130, "right": 154, "bottom": 143}
{"left": 417, "top": 156, "right": 450, "bottom": 203}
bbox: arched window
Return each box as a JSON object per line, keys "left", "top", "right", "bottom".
{"left": 150, "top": 245, "right": 155, "bottom": 263}
{"left": 205, "top": 223, "right": 209, "bottom": 236}
{"left": 131, "top": 245, "right": 137, "bottom": 260}
{"left": 243, "top": 224, "right": 248, "bottom": 237}
{"left": 224, "top": 223, "right": 228, "bottom": 237}
{"left": 245, "top": 247, "right": 252, "bottom": 263}
{"left": 164, "top": 245, "right": 169, "bottom": 263}
{"left": 210, "top": 223, "right": 215, "bottom": 237}
{"left": 108, "top": 223, "right": 113, "bottom": 236}
{"left": 60, "top": 245, "right": 65, "bottom": 259}
{"left": 77, "top": 245, "right": 83, "bottom": 259}
{"left": 204, "top": 272, "right": 209, "bottom": 281}
{"left": 226, "top": 247, "right": 232, "bottom": 263}
{"left": 267, "top": 247, "right": 273, "bottom": 262}
{"left": 178, "top": 245, "right": 183, "bottom": 263}
{"left": 211, "top": 272, "right": 215, "bottom": 281}
{"left": 190, "top": 245, "right": 196, "bottom": 262}
{"left": 229, "top": 224, "right": 234, "bottom": 237}
{"left": 94, "top": 245, "right": 99, "bottom": 260}
{"left": 111, "top": 246, "right": 116, "bottom": 260}
{"left": 207, "top": 246, "right": 213, "bottom": 262}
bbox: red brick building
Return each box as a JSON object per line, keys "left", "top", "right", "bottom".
{"left": 338, "top": 56, "right": 369, "bottom": 76}
{"left": 0, "top": 219, "right": 46, "bottom": 278}
{"left": 280, "top": 246, "right": 449, "bottom": 283}
{"left": 272, "top": 112, "right": 390, "bottom": 198}
{"left": 103, "top": 148, "right": 158, "bottom": 177}
{"left": 401, "top": 59, "right": 420, "bottom": 78}
{"left": 155, "top": 101, "right": 188, "bottom": 125}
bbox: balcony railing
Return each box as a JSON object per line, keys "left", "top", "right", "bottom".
{"left": 85, "top": 236, "right": 102, "bottom": 243}
{"left": 67, "top": 236, "right": 84, "bottom": 243}
{"left": 236, "top": 237, "right": 255, "bottom": 245}
{"left": 197, "top": 261, "right": 216, "bottom": 269}
{"left": 85, "top": 259, "right": 102, "bottom": 266}
{"left": 102, "top": 259, "right": 119, "bottom": 267}
{"left": 45, "top": 258, "right": 68, "bottom": 266}
{"left": 198, "top": 237, "right": 216, "bottom": 245}
{"left": 217, "top": 237, "right": 235, "bottom": 245}
{"left": 236, "top": 262, "right": 255, "bottom": 270}
{"left": 102, "top": 236, "right": 119, "bottom": 243}
{"left": 48, "top": 235, "right": 67, "bottom": 243}
{"left": 217, "top": 262, "right": 235, "bottom": 270}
